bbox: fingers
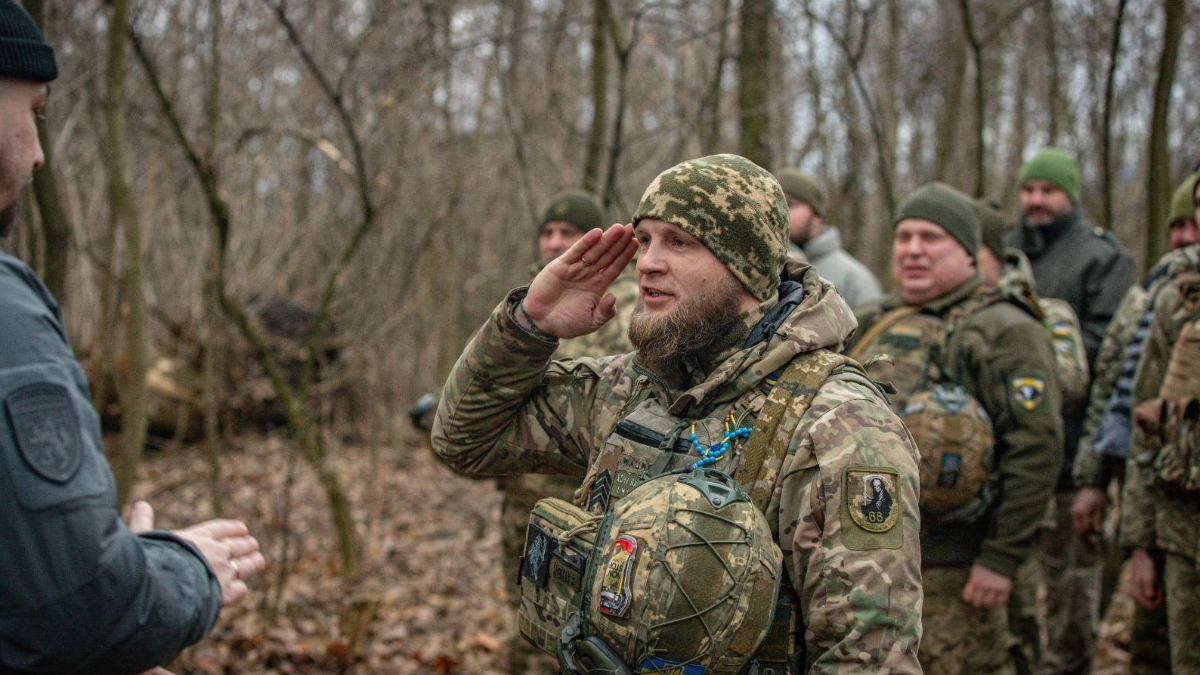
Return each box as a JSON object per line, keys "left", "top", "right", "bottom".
{"left": 180, "top": 519, "right": 250, "bottom": 541}
{"left": 590, "top": 224, "right": 635, "bottom": 269}
{"left": 127, "top": 501, "right": 155, "bottom": 534}
{"left": 222, "top": 579, "right": 249, "bottom": 607}
{"left": 557, "top": 227, "right": 605, "bottom": 266}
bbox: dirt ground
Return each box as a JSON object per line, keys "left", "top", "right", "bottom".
{"left": 135, "top": 431, "right": 1135, "bottom": 674}
{"left": 135, "top": 431, "right": 509, "bottom": 674}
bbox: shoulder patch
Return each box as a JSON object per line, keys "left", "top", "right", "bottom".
{"left": 1010, "top": 375, "right": 1046, "bottom": 411}
{"left": 841, "top": 465, "right": 903, "bottom": 550}
{"left": 4, "top": 382, "right": 83, "bottom": 484}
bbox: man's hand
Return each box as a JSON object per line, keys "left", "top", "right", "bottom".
{"left": 126, "top": 501, "right": 267, "bottom": 608}
{"left": 1129, "top": 547, "right": 1161, "bottom": 611}
{"left": 1071, "top": 487, "right": 1107, "bottom": 538}
{"left": 522, "top": 224, "right": 637, "bottom": 339}
{"left": 960, "top": 564, "right": 1013, "bottom": 609}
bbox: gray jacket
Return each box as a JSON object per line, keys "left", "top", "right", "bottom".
{"left": 797, "top": 226, "right": 882, "bottom": 308}
{"left": 0, "top": 251, "right": 221, "bottom": 675}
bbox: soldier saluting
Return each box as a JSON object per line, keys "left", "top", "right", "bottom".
{"left": 433, "top": 154, "right": 923, "bottom": 674}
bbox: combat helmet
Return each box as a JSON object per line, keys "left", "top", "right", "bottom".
{"left": 557, "top": 469, "right": 782, "bottom": 675}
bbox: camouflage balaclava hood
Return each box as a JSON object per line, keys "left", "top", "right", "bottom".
{"left": 633, "top": 154, "right": 788, "bottom": 302}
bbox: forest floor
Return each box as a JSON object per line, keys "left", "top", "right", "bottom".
{"left": 132, "top": 431, "right": 1134, "bottom": 675}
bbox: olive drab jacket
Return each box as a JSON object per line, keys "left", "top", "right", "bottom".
{"left": 851, "top": 274, "right": 1064, "bottom": 578}
{"left": 433, "top": 265, "right": 923, "bottom": 674}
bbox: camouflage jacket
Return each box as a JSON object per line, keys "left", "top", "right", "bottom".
{"left": 433, "top": 265, "right": 923, "bottom": 674}
{"left": 1073, "top": 285, "right": 1148, "bottom": 488}
{"left": 852, "top": 274, "right": 1064, "bottom": 578}
{"left": 1121, "top": 244, "right": 1200, "bottom": 558}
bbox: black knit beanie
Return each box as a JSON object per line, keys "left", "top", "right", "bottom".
{"left": 894, "top": 182, "right": 981, "bottom": 258}
{"left": 0, "top": 0, "right": 57, "bottom": 83}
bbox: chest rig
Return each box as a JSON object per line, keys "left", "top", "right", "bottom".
{"left": 520, "top": 349, "right": 851, "bottom": 675}
{"left": 849, "top": 292, "right": 1001, "bottom": 523}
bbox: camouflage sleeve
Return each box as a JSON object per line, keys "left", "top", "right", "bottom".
{"left": 431, "top": 288, "right": 625, "bottom": 478}
{"left": 960, "top": 311, "right": 1064, "bottom": 578}
{"left": 1074, "top": 286, "right": 1147, "bottom": 487}
{"left": 774, "top": 381, "right": 923, "bottom": 675}
{"left": 1119, "top": 290, "right": 1179, "bottom": 550}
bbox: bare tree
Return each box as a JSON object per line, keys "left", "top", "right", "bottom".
{"left": 1101, "top": 0, "right": 1129, "bottom": 231}
{"left": 1145, "top": 0, "right": 1185, "bottom": 264}
{"left": 739, "top": 0, "right": 773, "bottom": 168}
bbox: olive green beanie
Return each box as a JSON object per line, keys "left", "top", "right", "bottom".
{"left": 894, "top": 182, "right": 981, "bottom": 258}
{"left": 1018, "top": 148, "right": 1080, "bottom": 203}
{"left": 540, "top": 190, "right": 605, "bottom": 234}
{"left": 1169, "top": 173, "right": 1199, "bottom": 224}
{"left": 774, "top": 168, "right": 826, "bottom": 218}
{"left": 633, "top": 154, "right": 788, "bottom": 301}
{"left": 975, "top": 199, "right": 1008, "bottom": 257}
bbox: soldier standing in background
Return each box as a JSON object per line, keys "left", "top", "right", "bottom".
{"left": 1005, "top": 148, "right": 1133, "bottom": 675}
{"left": 1120, "top": 174, "right": 1200, "bottom": 675}
{"left": 1072, "top": 172, "right": 1200, "bottom": 675}
{"left": 774, "top": 168, "right": 882, "bottom": 308}
{"left": 852, "top": 182, "right": 1063, "bottom": 675}
{"left": 500, "top": 189, "right": 637, "bottom": 675}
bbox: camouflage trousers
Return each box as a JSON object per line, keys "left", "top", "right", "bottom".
{"left": 920, "top": 566, "right": 1018, "bottom": 675}
{"left": 1009, "top": 491, "right": 1102, "bottom": 675}
{"left": 1164, "top": 552, "right": 1200, "bottom": 675}
{"left": 500, "top": 474, "right": 579, "bottom": 675}
{"left": 1129, "top": 582, "right": 1170, "bottom": 675}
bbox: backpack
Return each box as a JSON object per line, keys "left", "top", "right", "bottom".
{"left": 848, "top": 291, "right": 1007, "bottom": 523}
{"left": 1039, "top": 298, "right": 1089, "bottom": 412}
{"left": 518, "top": 349, "right": 852, "bottom": 675}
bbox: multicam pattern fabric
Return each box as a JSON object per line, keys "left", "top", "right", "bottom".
{"left": 504, "top": 260, "right": 638, "bottom": 675}
{"left": 920, "top": 566, "right": 1018, "bottom": 675}
{"left": 632, "top": 154, "right": 788, "bottom": 301}
{"left": 433, "top": 265, "right": 923, "bottom": 674}
{"left": 1121, "top": 244, "right": 1200, "bottom": 557}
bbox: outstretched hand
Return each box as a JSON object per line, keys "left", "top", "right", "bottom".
{"left": 523, "top": 224, "right": 638, "bottom": 339}
{"left": 127, "top": 501, "right": 266, "bottom": 608}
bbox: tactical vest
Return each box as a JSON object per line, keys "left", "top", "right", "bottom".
{"left": 518, "top": 349, "right": 864, "bottom": 675}
{"left": 849, "top": 292, "right": 1003, "bottom": 523}
{"left": 1134, "top": 273, "right": 1200, "bottom": 495}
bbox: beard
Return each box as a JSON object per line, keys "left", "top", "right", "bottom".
{"left": 628, "top": 275, "right": 747, "bottom": 372}
{"left": 0, "top": 201, "right": 16, "bottom": 239}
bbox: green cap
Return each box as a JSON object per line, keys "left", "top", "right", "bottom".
{"left": 975, "top": 199, "right": 1008, "bottom": 257}
{"left": 1169, "top": 173, "right": 1199, "bottom": 225}
{"left": 894, "top": 182, "right": 981, "bottom": 258}
{"left": 1018, "top": 148, "right": 1080, "bottom": 203}
{"left": 540, "top": 190, "right": 605, "bottom": 234}
{"left": 633, "top": 154, "right": 788, "bottom": 301}
{"left": 774, "top": 168, "right": 826, "bottom": 218}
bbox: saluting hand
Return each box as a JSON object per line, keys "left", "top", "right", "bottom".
{"left": 522, "top": 224, "right": 637, "bottom": 339}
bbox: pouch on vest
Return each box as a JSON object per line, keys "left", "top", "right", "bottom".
{"left": 517, "top": 498, "right": 602, "bottom": 652}
{"left": 850, "top": 301, "right": 998, "bottom": 523}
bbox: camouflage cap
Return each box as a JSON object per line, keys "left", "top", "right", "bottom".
{"left": 541, "top": 189, "right": 605, "bottom": 235}
{"left": 633, "top": 154, "right": 788, "bottom": 301}
{"left": 1169, "top": 173, "right": 1199, "bottom": 225}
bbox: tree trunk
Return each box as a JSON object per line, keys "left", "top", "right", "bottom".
{"left": 738, "top": 0, "right": 772, "bottom": 168}
{"left": 202, "top": 0, "right": 223, "bottom": 517}
{"left": 1145, "top": 0, "right": 1185, "bottom": 265}
{"left": 582, "top": 0, "right": 607, "bottom": 193}
{"left": 23, "top": 0, "right": 72, "bottom": 305}
{"left": 699, "top": 0, "right": 732, "bottom": 154}
{"left": 1101, "top": 0, "right": 1128, "bottom": 232}
{"left": 105, "top": 0, "right": 148, "bottom": 508}
{"left": 1041, "top": 0, "right": 1063, "bottom": 145}
{"left": 958, "top": 0, "right": 985, "bottom": 197}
